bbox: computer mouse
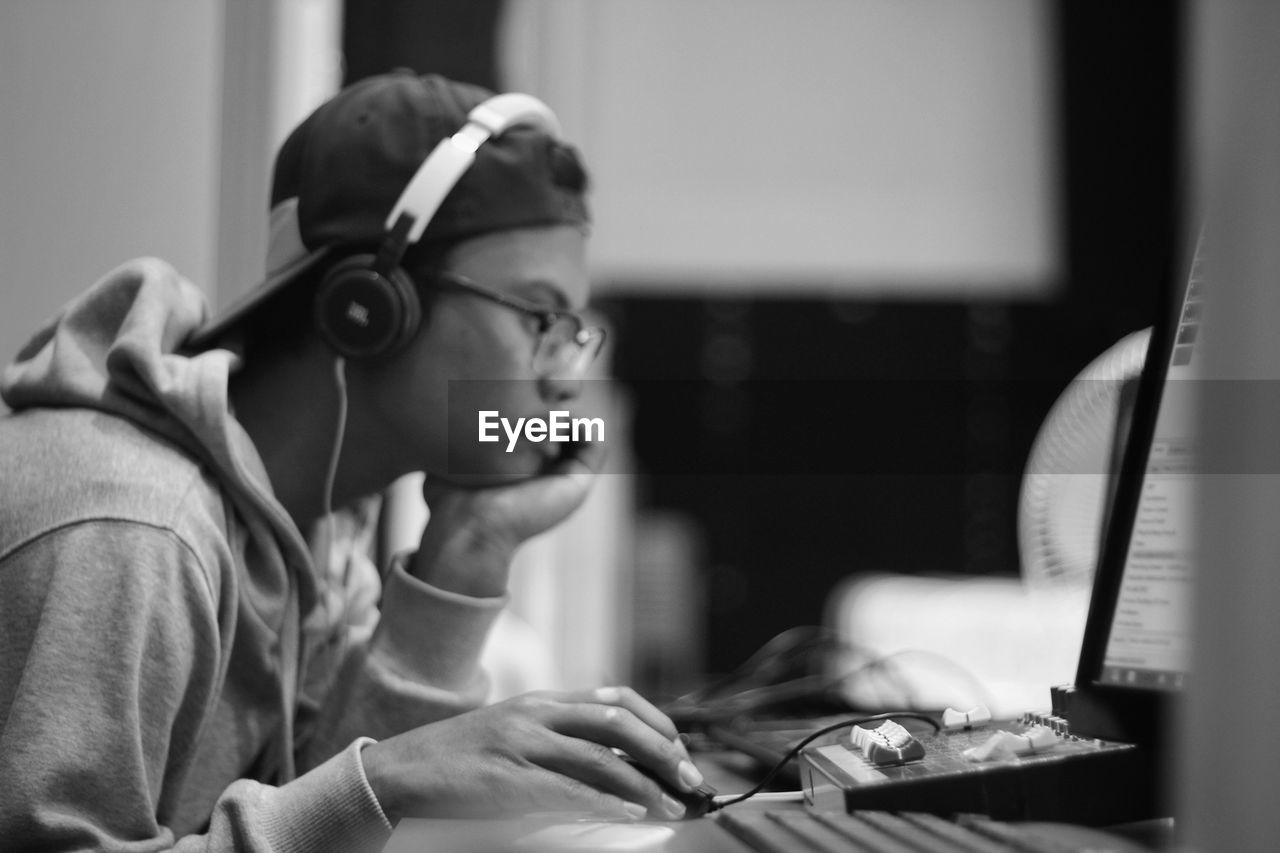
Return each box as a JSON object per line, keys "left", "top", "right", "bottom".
{"left": 622, "top": 756, "right": 718, "bottom": 820}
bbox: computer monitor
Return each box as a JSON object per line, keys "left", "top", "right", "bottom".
{"left": 1069, "top": 232, "right": 1201, "bottom": 745}
{"left": 1095, "top": 259, "right": 1199, "bottom": 692}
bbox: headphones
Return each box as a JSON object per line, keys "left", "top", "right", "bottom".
{"left": 313, "top": 93, "right": 563, "bottom": 359}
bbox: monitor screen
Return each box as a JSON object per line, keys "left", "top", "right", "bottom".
{"left": 1097, "top": 253, "right": 1201, "bottom": 690}
{"left": 1075, "top": 231, "right": 1202, "bottom": 704}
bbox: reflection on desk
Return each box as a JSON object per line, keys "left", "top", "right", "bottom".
{"left": 380, "top": 754, "right": 779, "bottom": 853}
{"left": 382, "top": 808, "right": 1162, "bottom": 853}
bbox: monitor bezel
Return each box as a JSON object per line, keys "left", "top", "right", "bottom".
{"left": 1069, "top": 232, "right": 1195, "bottom": 743}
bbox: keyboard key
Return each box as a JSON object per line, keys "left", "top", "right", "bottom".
{"left": 811, "top": 812, "right": 919, "bottom": 853}
{"left": 898, "top": 812, "right": 1013, "bottom": 853}
{"left": 718, "top": 811, "right": 821, "bottom": 853}
{"left": 768, "top": 811, "right": 870, "bottom": 852}
{"left": 958, "top": 815, "right": 1078, "bottom": 853}
{"left": 718, "top": 808, "right": 1144, "bottom": 852}
{"left": 852, "top": 811, "right": 957, "bottom": 852}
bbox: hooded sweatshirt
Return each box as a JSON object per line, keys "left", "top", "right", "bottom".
{"left": 0, "top": 258, "right": 507, "bottom": 851}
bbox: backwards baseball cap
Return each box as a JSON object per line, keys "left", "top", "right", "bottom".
{"left": 192, "top": 70, "right": 590, "bottom": 347}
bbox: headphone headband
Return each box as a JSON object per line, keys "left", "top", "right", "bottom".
{"left": 385, "top": 93, "right": 562, "bottom": 245}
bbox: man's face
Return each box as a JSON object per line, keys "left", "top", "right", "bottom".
{"left": 363, "top": 223, "right": 594, "bottom": 484}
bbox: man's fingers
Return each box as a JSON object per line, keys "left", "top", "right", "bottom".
{"left": 540, "top": 692, "right": 702, "bottom": 798}
{"left": 517, "top": 763, "right": 652, "bottom": 821}
{"left": 589, "top": 685, "right": 681, "bottom": 743}
{"left": 532, "top": 733, "right": 686, "bottom": 821}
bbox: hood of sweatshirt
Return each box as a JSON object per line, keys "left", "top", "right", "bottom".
{"left": 1, "top": 256, "right": 317, "bottom": 611}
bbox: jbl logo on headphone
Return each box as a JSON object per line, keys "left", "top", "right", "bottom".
{"left": 346, "top": 301, "right": 371, "bottom": 328}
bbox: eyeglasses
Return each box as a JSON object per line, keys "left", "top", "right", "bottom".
{"left": 434, "top": 271, "right": 607, "bottom": 376}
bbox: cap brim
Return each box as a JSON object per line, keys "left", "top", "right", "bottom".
{"left": 187, "top": 247, "right": 332, "bottom": 350}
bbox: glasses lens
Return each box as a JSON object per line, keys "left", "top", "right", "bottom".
{"left": 534, "top": 318, "right": 605, "bottom": 375}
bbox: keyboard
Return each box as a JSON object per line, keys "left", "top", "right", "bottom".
{"left": 716, "top": 809, "right": 1152, "bottom": 852}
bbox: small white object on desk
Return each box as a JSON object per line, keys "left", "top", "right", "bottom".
{"left": 942, "top": 704, "right": 993, "bottom": 730}
{"left": 962, "top": 725, "right": 1058, "bottom": 762}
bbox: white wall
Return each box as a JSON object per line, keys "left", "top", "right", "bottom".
{"left": 0, "top": 1, "right": 223, "bottom": 385}
{"left": 499, "top": 0, "right": 1060, "bottom": 298}
{"left": 217, "top": 0, "right": 344, "bottom": 313}
{"left": 0, "top": 0, "right": 342, "bottom": 412}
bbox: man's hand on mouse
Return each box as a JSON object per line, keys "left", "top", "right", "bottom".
{"left": 409, "top": 439, "right": 605, "bottom": 597}
{"left": 359, "top": 685, "right": 706, "bottom": 822}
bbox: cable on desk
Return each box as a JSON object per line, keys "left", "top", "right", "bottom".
{"left": 707, "top": 712, "right": 941, "bottom": 813}
{"left": 714, "top": 791, "right": 806, "bottom": 806}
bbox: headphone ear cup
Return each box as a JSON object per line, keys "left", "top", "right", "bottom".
{"left": 383, "top": 266, "right": 423, "bottom": 348}
{"left": 314, "top": 255, "right": 421, "bottom": 359}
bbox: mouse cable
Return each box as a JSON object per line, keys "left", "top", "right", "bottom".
{"left": 713, "top": 791, "right": 806, "bottom": 806}
{"left": 706, "top": 711, "right": 941, "bottom": 812}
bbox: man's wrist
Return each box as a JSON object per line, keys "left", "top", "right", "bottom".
{"left": 408, "top": 526, "right": 514, "bottom": 598}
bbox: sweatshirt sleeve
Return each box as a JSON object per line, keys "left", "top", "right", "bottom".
{"left": 298, "top": 551, "right": 507, "bottom": 765}
{"left": 0, "top": 521, "right": 390, "bottom": 852}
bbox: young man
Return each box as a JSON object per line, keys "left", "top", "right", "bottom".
{"left": 0, "top": 71, "right": 702, "bottom": 850}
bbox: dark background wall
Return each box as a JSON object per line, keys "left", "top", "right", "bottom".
{"left": 344, "top": 0, "right": 1183, "bottom": 676}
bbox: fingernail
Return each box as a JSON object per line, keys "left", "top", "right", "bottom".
{"left": 662, "top": 794, "right": 686, "bottom": 819}
{"left": 623, "top": 802, "right": 648, "bottom": 821}
{"left": 678, "top": 760, "right": 704, "bottom": 789}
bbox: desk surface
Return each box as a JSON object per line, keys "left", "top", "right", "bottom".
{"left": 380, "top": 748, "right": 1174, "bottom": 853}
{"left": 383, "top": 809, "right": 764, "bottom": 853}
{"left": 382, "top": 751, "right": 778, "bottom": 853}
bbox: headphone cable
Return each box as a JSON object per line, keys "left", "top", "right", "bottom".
{"left": 282, "top": 355, "right": 349, "bottom": 782}
{"left": 323, "top": 356, "right": 349, "bottom": 540}
{"left": 320, "top": 355, "right": 351, "bottom": 644}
